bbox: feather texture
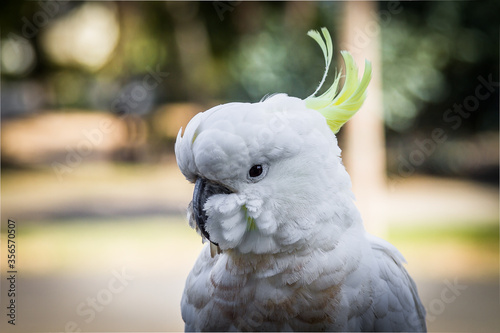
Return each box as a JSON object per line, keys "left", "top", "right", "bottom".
{"left": 176, "top": 28, "right": 426, "bottom": 332}
{"left": 305, "top": 28, "right": 372, "bottom": 134}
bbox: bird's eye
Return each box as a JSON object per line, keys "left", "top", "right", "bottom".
{"left": 247, "top": 164, "right": 268, "bottom": 182}
{"left": 249, "top": 165, "right": 263, "bottom": 178}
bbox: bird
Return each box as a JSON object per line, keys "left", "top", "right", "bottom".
{"left": 175, "top": 27, "right": 426, "bottom": 332}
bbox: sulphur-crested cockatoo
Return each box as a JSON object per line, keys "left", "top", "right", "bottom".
{"left": 175, "top": 28, "right": 426, "bottom": 332}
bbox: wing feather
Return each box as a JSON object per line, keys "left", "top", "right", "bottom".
{"left": 367, "top": 234, "right": 427, "bottom": 331}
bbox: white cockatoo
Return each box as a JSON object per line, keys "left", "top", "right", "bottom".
{"left": 175, "top": 28, "right": 426, "bottom": 332}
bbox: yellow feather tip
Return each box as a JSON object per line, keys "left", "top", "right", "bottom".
{"left": 305, "top": 28, "right": 372, "bottom": 134}
{"left": 242, "top": 205, "right": 258, "bottom": 231}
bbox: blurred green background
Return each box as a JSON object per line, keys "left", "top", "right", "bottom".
{"left": 1, "top": 1, "right": 499, "bottom": 332}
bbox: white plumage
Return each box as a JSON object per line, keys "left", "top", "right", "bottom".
{"left": 175, "top": 29, "right": 426, "bottom": 332}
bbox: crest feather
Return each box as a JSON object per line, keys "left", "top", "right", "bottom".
{"left": 305, "top": 28, "right": 372, "bottom": 134}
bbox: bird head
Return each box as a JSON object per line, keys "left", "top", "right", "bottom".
{"left": 175, "top": 28, "right": 371, "bottom": 255}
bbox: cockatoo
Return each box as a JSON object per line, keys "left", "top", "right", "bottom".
{"left": 175, "top": 28, "right": 426, "bottom": 332}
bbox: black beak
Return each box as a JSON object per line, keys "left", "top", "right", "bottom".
{"left": 192, "top": 177, "right": 232, "bottom": 246}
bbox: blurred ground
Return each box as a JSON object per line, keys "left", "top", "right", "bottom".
{"left": 0, "top": 217, "right": 498, "bottom": 332}
{"left": 1, "top": 161, "right": 192, "bottom": 221}
{"left": 2, "top": 160, "right": 498, "bottom": 228}
{"left": 1, "top": 161, "right": 498, "bottom": 332}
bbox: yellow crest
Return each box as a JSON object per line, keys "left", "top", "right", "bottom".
{"left": 305, "top": 28, "right": 372, "bottom": 134}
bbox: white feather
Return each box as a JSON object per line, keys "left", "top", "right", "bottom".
{"left": 177, "top": 93, "right": 426, "bottom": 331}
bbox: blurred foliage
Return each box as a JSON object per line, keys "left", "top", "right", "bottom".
{"left": 1, "top": 216, "right": 202, "bottom": 277}
{"left": 387, "top": 223, "right": 499, "bottom": 281}
{"left": 389, "top": 223, "right": 499, "bottom": 246}
{"left": 2, "top": 1, "right": 498, "bottom": 123}
{"left": 381, "top": 1, "right": 499, "bottom": 134}
{"left": 1, "top": 1, "right": 498, "bottom": 179}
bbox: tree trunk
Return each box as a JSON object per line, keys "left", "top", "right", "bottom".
{"left": 340, "top": 1, "right": 387, "bottom": 237}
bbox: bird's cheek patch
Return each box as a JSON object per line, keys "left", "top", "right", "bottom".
{"left": 255, "top": 210, "right": 277, "bottom": 235}
{"left": 244, "top": 197, "right": 263, "bottom": 215}
{"left": 204, "top": 194, "right": 247, "bottom": 248}
{"left": 211, "top": 193, "right": 245, "bottom": 215}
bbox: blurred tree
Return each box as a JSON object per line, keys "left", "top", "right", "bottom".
{"left": 340, "top": 1, "right": 387, "bottom": 236}
{"left": 380, "top": 1, "right": 499, "bottom": 181}
{"left": 381, "top": 1, "right": 499, "bottom": 134}
{"left": 1, "top": 1, "right": 498, "bottom": 181}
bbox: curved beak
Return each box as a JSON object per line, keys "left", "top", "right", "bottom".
{"left": 192, "top": 177, "right": 232, "bottom": 246}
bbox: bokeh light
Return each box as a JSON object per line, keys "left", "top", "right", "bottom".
{"left": 1, "top": 35, "right": 36, "bottom": 76}
{"left": 40, "top": 2, "right": 119, "bottom": 71}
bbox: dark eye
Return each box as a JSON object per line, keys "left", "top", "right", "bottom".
{"left": 248, "top": 165, "right": 263, "bottom": 178}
